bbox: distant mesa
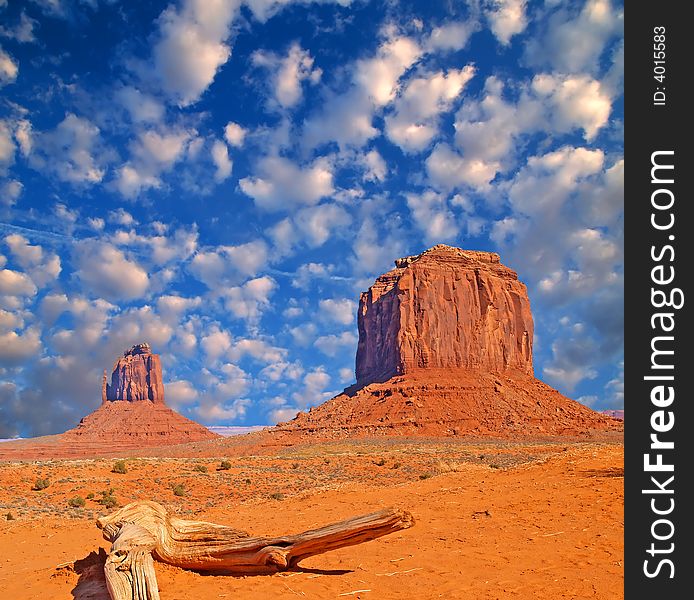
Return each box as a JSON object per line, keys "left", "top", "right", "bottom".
{"left": 274, "top": 244, "right": 622, "bottom": 439}
{"left": 0, "top": 343, "right": 218, "bottom": 460}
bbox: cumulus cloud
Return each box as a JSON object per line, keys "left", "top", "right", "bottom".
{"left": 223, "top": 121, "right": 246, "bottom": 147}
{"left": 426, "top": 143, "right": 499, "bottom": 191}
{"left": 531, "top": 73, "right": 612, "bottom": 140}
{"left": 426, "top": 20, "right": 478, "bottom": 52}
{"left": 4, "top": 234, "right": 61, "bottom": 287}
{"left": 115, "top": 86, "right": 165, "bottom": 124}
{"left": 293, "top": 203, "right": 352, "bottom": 247}
{"left": 318, "top": 298, "right": 356, "bottom": 325}
{"left": 28, "top": 114, "right": 109, "bottom": 185}
{"left": 0, "top": 179, "right": 23, "bottom": 206}
{"left": 542, "top": 329, "right": 599, "bottom": 392}
{"left": 0, "top": 46, "right": 18, "bottom": 87}
{"left": 201, "top": 326, "right": 232, "bottom": 361}
{"left": 74, "top": 241, "right": 149, "bottom": 301}
{"left": 485, "top": 0, "right": 527, "bottom": 45}
{"left": 239, "top": 155, "right": 333, "bottom": 211}
{"left": 0, "top": 268, "right": 37, "bottom": 297}
{"left": 405, "top": 190, "right": 459, "bottom": 243}
{"left": 385, "top": 66, "right": 474, "bottom": 153}
{"left": 222, "top": 276, "right": 276, "bottom": 321}
{"left": 189, "top": 239, "right": 269, "bottom": 287}
{"left": 211, "top": 139, "right": 232, "bottom": 182}
{"left": 314, "top": 330, "right": 357, "bottom": 357}
{"left": 252, "top": 42, "right": 321, "bottom": 109}
{"left": 525, "top": 0, "right": 623, "bottom": 74}
{"left": 0, "top": 327, "right": 41, "bottom": 366}
{"left": 0, "top": 11, "right": 38, "bottom": 44}
{"left": 303, "top": 31, "right": 421, "bottom": 150}
{"left": 151, "top": 0, "right": 239, "bottom": 106}
{"left": 165, "top": 379, "right": 199, "bottom": 407}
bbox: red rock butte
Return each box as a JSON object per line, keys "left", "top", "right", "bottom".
{"left": 0, "top": 343, "right": 217, "bottom": 460}
{"left": 273, "top": 245, "right": 622, "bottom": 439}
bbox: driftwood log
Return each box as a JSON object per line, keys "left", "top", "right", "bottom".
{"left": 96, "top": 500, "right": 414, "bottom": 600}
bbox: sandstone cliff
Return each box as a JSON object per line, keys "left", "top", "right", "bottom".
{"left": 273, "top": 245, "right": 621, "bottom": 440}
{"left": 105, "top": 342, "right": 165, "bottom": 404}
{"left": 356, "top": 245, "right": 533, "bottom": 384}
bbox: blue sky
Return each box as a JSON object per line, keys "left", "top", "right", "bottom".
{"left": 0, "top": 0, "right": 624, "bottom": 438}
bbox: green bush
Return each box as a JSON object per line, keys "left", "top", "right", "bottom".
{"left": 269, "top": 492, "right": 284, "bottom": 501}
{"left": 86, "top": 492, "right": 95, "bottom": 499}
{"left": 418, "top": 472, "right": 432, "bottom": 480}
{"left": 172, "top": 483, "right": 186, "bottom": 497}
{"left": 32, "top": 478, "right": 50, "bottom": 491}
{"left": 111, "top": 460, "right": 127, "bottom": 474}
{"left": 97, "top": 489, "right": 118, "bottom": 509}
{"left": 68, "top": 496, "right": 86, "bottom": 508}
{"left": 194, "top": 464, "right": 208, "bottom": 473}
{"left": 219, "top": 460, "right": 232, "bottom": 470}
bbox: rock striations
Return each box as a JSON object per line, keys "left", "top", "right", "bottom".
{"left": 274, "top": 245, "right": 621, "bottom": 439}
{"left": 104, "top": 342, "right": 165, "bottom": 404}
{"left": 356, "top": 246, "right": 533, "bottom": 384}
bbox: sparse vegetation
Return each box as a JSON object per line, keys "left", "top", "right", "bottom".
{"left": 97, "top": 489, "right": 118, "bottom": 509}
{"left": 245, "top": 478, "right": 251, "bottom": 485}
{"left": 112, "top": 460, "right": 128, "bottom": 474}
{"left": 6, "top": 512, "right": 14, "bottom": 520}
{"left": 172, "top": 483, "right": 187, "bottom": 497}
{"left": 219, "top": 460, "right": 232, "bottom": 470}
{"left": 392, "top": 462, "right": 401, "bottom": 469}
{"left": 419, "top": 472, "right": 433, "bottom": 480}
{"left": 68, "top": 496, "right": 86, "bottom": 508}
{"left": 490, "top": 464, "right": 501, "bottom": 469}
{"left": 32, "top": 478, "right": 50, "bottom": 491}
{"left": 291, "top": 462, "right": 300, "bottom": 469}
{"left": 374, "top": 458, "right": 386, "bottom": 466}
{"left": 269, "top": 492, "right": 284, "bottom": 501}
{"left": 86, "top": 492, "right": 95, "bottom": 499}
{"left": 194, "top": 464, "right": 208, "bottom": 473}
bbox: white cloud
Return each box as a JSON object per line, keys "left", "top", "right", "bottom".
{"left": 201, "top": 327, "right": 232, "bottom": 360}
{"left": 74, "top": 241, "right": 149, "bottom": 301}
{"left": 290, "top": 366, "right": 332, "bottom": 408}
{"left": 543, "top": 332, "right": 599, "bottom": 392}
{"left": 531, "top": 73, "right": 612, "bottom": 140}
{"left": 0, "top": 269, "right": 37, "bottom": 297}
{"left": 0, "top": 328, "right": 41, "bottom": 366}
{"left": 338, "top": 367, "right": 353, "bottom": 383}
{"left": 426, "top": 20, "right": 478, "bottom": 52}
{"left": 405, "top": 190, "right": 459, "bottom": 243}
{"left": 223, "top": 121, "right": 246, "bottom": 147}
{"left": 0, "top": 12, "right": 38, "bottom": 44}
{"left": 228, "top": 338, "right": 286, "bottom": 363}
{"left": 211, "top": 139, "right": 232, "bottom": 182}
{"left": 525, "top": 0, "right": 622, "bottom": 74}
{"left": 252, "top": 42, "right": 320, "bottom": 109}
{"left": 426, "top": 143, "right": 499, "bottom": 191}
{"left": 115, "top": 86, "right": 165, "bottom": 124}
{"left": 0, "top": 120, "right": 15, "bottom": 172}
{"left": 0, "top": 179, "right": 22, "bottom": 206}
{"left": 293, "top": 203, "right": 351, "bottom": 247}
{"left": 108, "top": 207, "right": 137, "bottom": 226}
{"left": 507, "top": 146, "right": 604, "bottom": 216}
{"left": 165, "top": 379, "right": 198, "bottom": 406}
{"left": 362, "top": 149, "right": 387, "bottom": 182}
{"left": 4, "top": 234, "right": 61, "bottom": 287}
{"left": 152, "top": 0, "right": 239, "bottom": 106}
{"left": 385, "top": 66, "right": 474, "bottom": 153}
{"left": 314, "top": 331, "right": 357, "bottom": 357}
{"left": 222, "top": 276, "right": 276, "bottom": 321}
{"left": 0, "top": 46, "right": 18, "bottom": 87}
{"left": 303, "top": 32, "right": 421, "bottom": 150}
{"left": 0, "top": 309, "right": 23, "bottom": 332}
{"left": 29, "top": 114, "right": 108, "bottom": 184}
{"left": 485, "top": 0, "right": 527, "bottom": 45}
{"left": 189, "top": 239, "right": 269, "bottom": 288}
{"left": 318, "top": 298, "right": 356, "bottom": 325}
{"left": 239, "top": 155, "right": 333, "bottom": 211}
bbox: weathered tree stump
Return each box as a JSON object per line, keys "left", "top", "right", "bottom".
{"left": 96, "top": 500, "right": 414, "bottom": 600}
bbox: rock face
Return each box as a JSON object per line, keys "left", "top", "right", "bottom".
{"left": 356, "top": 245, "right": 533, "bottom": 385}
{"left": 272, "top": 245, "right": 622, "bottom": 440}
{"left": 105, "top": 342, "right": 165, "bottom": 404}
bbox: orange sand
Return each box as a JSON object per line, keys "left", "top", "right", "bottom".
{"left": 0, "top": 438, "right": 623, "bottom": 599}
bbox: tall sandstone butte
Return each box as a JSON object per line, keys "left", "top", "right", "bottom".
{"left": 356, "top": 245, "right": 533, "bottom": 384}
{"left": 274, "top": 244, "right": 621, "bottom": 439}
{"left": 103, "top": 342, "right": 165, "bottom": 404}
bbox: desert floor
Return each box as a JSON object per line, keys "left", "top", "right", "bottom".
{"left": 0, "top": 437, "right": 623, "bottom": 599}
